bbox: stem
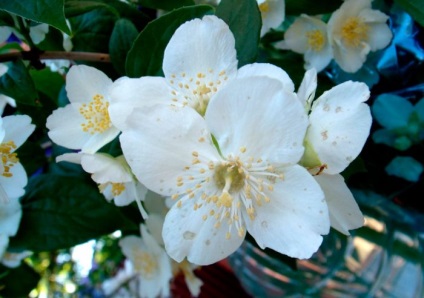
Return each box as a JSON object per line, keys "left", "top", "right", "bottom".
{"left": 0, "top": 51, "right": 110, "bottom": 63}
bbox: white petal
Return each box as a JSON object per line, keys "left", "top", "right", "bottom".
{"left": 2, "top": 115, "right": 35, "bottom": 149}
{"left": 314, "top": 174, "right": 364, "bottom": 234}
{"left": 66, "top": 65, "right": 112, "bottom": 104}
{"left": 80, "top": 154, "right": 132, "bottom": 184}
{"left": 162, "top": 195, "right": 244, "bottom": 265}
{"left": 163, "top": 15, "right": 237, "bottom": 94}
{"left": 237, "top": 63, "right": 294, "bottom": 93}
{"left": 206, "top": 77, "right": 307, "bottom": 164}
{"left": 56, "top": 152, "right": 83, "bottom": 164}
{"left": 0, "top": 162, "right": 27, "bottom": 200}
{"left": 244, "top": 165, "right": 329, "bottom": 259}
{"left": 0, "top": 27, "right": 12, "bottom": 44}
{"left": 304, "top": 45, "right": 333, "bottom": 72}
{"left": 109, "top": 76, "right": 183, "bottom": 131}
{"left": 297, "top": 68, "right": 317, "bottom": 109}
{"left": 260, "top": 0, "right": 285, "bottom": 36}
{"left": 359, "top": 8, "right": 389, "bottom": 23}
{"left": 332, "top": 40, "right": 370, "bottom": 73}
{"left": 120, "top": 105, "right": 220, "bottom": 196}
{"left": 307, "top": 81, "right": 372, "bottom": 174}
{"left": 0, "top": 235, "right": 8, "bottom": 257}
{"left": 367, "top": 23, "right": 393, "bottom": 52}
{"left": 0, "top": 196, "right": 22, "bottom": 236}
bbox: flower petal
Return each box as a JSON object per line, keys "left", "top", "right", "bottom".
{"left": 109, "top": 76, "right": 184, "bottom": 130}
{"left": 163, "top": 15, "right": 237, "bottom": 97}
{"left": 297, "top": 68, "right": 317, "bottom": 109}
{"left": 237, "top": 63, "right": 294, "bottom": 93}
{"left": 0, "top": 162, "right": 27, "bottom": 200}
{"left": 66, "top": 65, "right": 112, "bottom": 104}
{"left": 0, "top": 196, "right": 22, "bottom": 236}
{"left": 80, "top": 154, "right": 133, "bottom": 184}
{"left": 206, "top": 77, "right": 307, "bottom": 164}
{"left": 120, "top": 105, "right": 220, "bottom": 196}
{"left": 2, "top": 115, "right": 35, "bottom": 149}
{"left": 244, "top": 165, "right": 329, "bottom": 259}
{"left": 259, "top": 0, "right": 285, "bottom": 36}
{"left": 162, "top": 194, "right": 244, "bottom": 265}
{"left": 332, "top": 40, "right": 370, "bottom": 73}
{"left": 314, "top": 174, "right": 364, "bottom": 235}
{"left": 367, "top": 23, "right": 393, "bottom": 51}
{"left": 307, "top": 81, "right": 372, "bottom": 174}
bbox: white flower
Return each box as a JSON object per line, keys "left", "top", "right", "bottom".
{"left": 119, "top": 225, "right": 173, "bottom": 298}
{"left": 29, "top": 23, "right": 49, "bottom": 44}
{"left": 257, "top": 0, "right": 285, "bottom": 37}
{"left": 297, "top": 69, "right": 371, "bottom": 234}
{"left": 57, "top": 152, "right": 148, "bottom": 218}
{"left": 327, "top": 0, "right": 392, "bottom": 73}
{"left": 109, "top": 15, "right": 238, "bottom": 128}
{"left": 278, "top": 14, "right": 332, "bottom": 72}
{"left": 0, "top": 64, "right": 17, "bottom": 115}
{"left": 120, "top": 76, "right": 329, "bottom": 265}
{"left": 102, "top": 259, "right": 136, "bottom": 296}
{"left": 0, "top": 26, "right": 13, "bottom": 44}
{"left": 1, "top": 250, "right": 32, "bottom": 268}
{"left": 0, "top": 196, "right": 22, "bottom": 260}
{"left": 46, "top": 65, "right": 120, "bottom": 153}
{"left": 0, "top": 115, "right": 35, "bottom": 202}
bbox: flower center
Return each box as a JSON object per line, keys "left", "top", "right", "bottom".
{"left": 306, "top": 29, "right": 325, "bottom": 51}
{"left": 259, "top": 1, "right": 270, "bottom": 13}
{"left": 132, "top": 249, "right": 158, "bottom": 279}
{"left": 0, "top": 141, "right": 18, "bottom": 178}
{"left": 79, "top": 94, "right": 111, "bottom": 134}
{"left": 341, "top": 17, "right": 369, "bottom": 47}
{"left": 111, "top": 183, "right": 125, "bottom": 196}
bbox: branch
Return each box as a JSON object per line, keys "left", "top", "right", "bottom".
{"left": 0, "top": 51, "right": 110, "bottom": 63}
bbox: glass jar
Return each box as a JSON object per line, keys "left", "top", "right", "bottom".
{"left": 228, "top": 192, "right": 424, "bottom": 297}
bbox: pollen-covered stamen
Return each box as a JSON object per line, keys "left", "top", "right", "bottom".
{"left": 259, "top": 1, "right": 270, "bottom": 13}
{"left": 306, "top": 29, "right": 325, "bottom": 51}
{"left": 168, "top": 70, "right": 228, "bottom": 115}
{"left": 0, "top": 141, "right": 18, "bottom": 178}
{"left": 132, "top": 249, "right": 158, "bottom": 279}
{"left": 79, "top": 94, "right": 112, "bottom": 134}
{"left": 341, "top": 17, "right": 369, "bottom": 47}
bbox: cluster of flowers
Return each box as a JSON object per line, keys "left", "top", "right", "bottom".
{"left": 37, "top": 15, "right": 372, "bottom": 296}
{"left": 277, "top": 0, "right": 393, "bottom": 72}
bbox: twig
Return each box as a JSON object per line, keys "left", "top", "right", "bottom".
{"left": 0, "top": 51, "right": 110, "bottom": 63}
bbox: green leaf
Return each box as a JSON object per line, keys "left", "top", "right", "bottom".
{"left": 0, "top": 0, "right": 71, "bottom": 34}
{"left": 126, "top": 5, "right": 214, "bottom": 77}
{"left": 109, "top": 18, "right": 138, "bottom": 75}
{"left": 372, "top": 94, "right": 413, "bottom": 129}
{"left": 139, "top": 0, "right": 195, "bottom": 11}
{"left": 216, "top": 0, "right": 261, "bottom": 67}
{"left": 8, "top": 174, "right": 138, "bottom": 252}
{"left": 385, "top": 156, "right": 423, "bottom": 182}
{"left": 285, "top": 0, "right": 343, "bottom": 15}
{"left": 0, "top": 60, "right": 38, "bottom": 106}
{"left": 16, "top": 141, "right": 47, "bottom": 177}
{"left": 30, "top": 68, "right": 65, "bottom": 102}
{"left": 65, "top": 0, "right": 113, "bottom": 18}
{"left": 394, "top": 0, "right": 424, "bottom": 27}
{"left": 0, "top": 263, "right": 40, "bottom": 297}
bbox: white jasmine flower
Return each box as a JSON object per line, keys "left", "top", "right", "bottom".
{"left": 102, "top": 259, "right": 136, "bottom": 296}
{"left": 120, "top": 76, "right": 329, "bottom": 265}
{"left": 46, "top": 65, "right": 120, "bottom": 153}
{"left": 29, "top": 23, "right": 49, "bottom": 44}
{"left": 327, "top": 0, "right": 392, "bottom": 73}
{"left": 57, "top": 152, "right": 148, "bottom": 218}
{"left": 0, "top": 196, "right": 22, "bottom": 261}
{"left": 109, "top": 15, "right": 238, "bottom": 128}
{"left": 257, "top": 0, "right": 285, "bottom": 37}
{"left": 297, "top": 69, "right": 371, "bottom": 234}
{"left": 120, "top": 224, "right": 173, "bottom": 298}
{"left": 0, "top": 115, "right": 35, "bottom": 202}
{"left": 278, "top": 15, "right": 332, "bottom": 72}
{"left": 0, "top": 64, "right": 17, "bottom": 115}
{"left": 1, "top": 250, "right": 32, "bottom": 268}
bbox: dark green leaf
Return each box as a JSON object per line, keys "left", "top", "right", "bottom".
{"left": 102, "top": 0, "right": 151, "bottom": 31}
{"left": 0, "top": 0, "right": 71, "bottom": 34}
{"left": 0, "top": 60, "right": 38, "bottom": 106}
{"left": 0, "top": 263, "right": 40, "bottom": 298}
{"left": 285, "top": 0, "right": 343, "bottom": 15}
{"left": 394, "top": 0, "right": 424, "bottom": 27}
{"left": 9, "top": 174, "right": 138, "bottom": 252}
{"left": 109, "top": 18, "right": 138, "bottom": 75}
{"left": 385, "top": 156, "right": 423, "bottom": 182}
{"left": 30, "top": 68, "right": 65, "bottom": 102}
{"left": 139, "top": 0, "right": 195, "bottom": 11}
{"left": 216, "top": 0, "right": 261, "bottom": 67}
{"left": 126, "top": 5, "right": 214, "bottom": 77}
{"left": 16, "top": 141, "right": 46, "bottom": 177}
{"left": 0, "top": 10, "right": 14, "bottom": 27}
{"left": 65, "top": 0, "right": 113, "bottom": 18}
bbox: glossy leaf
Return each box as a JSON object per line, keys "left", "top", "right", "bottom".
{"left": 109, "top": 18, "right": 138, "bottom": 75}
{"left": 126, "top": 5, "right": 214, "bottom": 77}
{"left": 0, "top": 60, "right": 38, "bottom": 106}
{"left": 65, "top": 0, "right": 114, "bottom": 18}
{"left": 8, "top": 174, "right": 138, "bottom": 252}
{"left": 394, "top": 0, "right": 424, "bottom": 27}
{"left": 285, "top": 0, "right": 343, "bottom": 15}
{"left": 139, "top": 0, "right": 195, "bottom": 11}
{"left": 216, "top": 0, "right": 261, "bottom": 67}
{"left": 0, "top": 0, "right": 70, "bottom": 34}
{"left": 385, "top": 156, "right": 423, "bottom": 182}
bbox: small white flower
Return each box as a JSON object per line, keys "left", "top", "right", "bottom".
{"left": 297, "top": 69, "right": 371, "bottom": 234}
{"left": 1, "top": 250, "right": 32, "bottom": 268}
{"left": 0, "top": 196, "right": 23, "bottom": 260}
{"left": 257, "top": 0, "right": 285, "bottom": 37}
{"left": 46, "top": 65, "right": 120, "bottom": 153}
{"left": 102, "top": 259, "right": 136, "bottom": 296}
{"left": 109, "top": 15, "right": 238, "bottom": 128}
{"left": 0, "top": 26, "right": 13, "bottom": 44}
{"left": 29, "top": 23, "right": 49, "bottom": 44}
{"left": 0, "top": 64, "right": 17, "bottom": 115}
{"left": 120, "top": 76, "right": 329, "bottom": 265}
{"left": 278, "top": 14, "right": 332, "bottom": 72}
{"left": 0, "top": 115, "right": 35, "bottom": 202}
{"left": 57, "top": 152, "right": 148, "bottom": 218}
{"left": 327, "top": 0, "right": 392, "bottom": 72}
{"left": 120, "top": 225, "right": 173, "bottom": 298}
